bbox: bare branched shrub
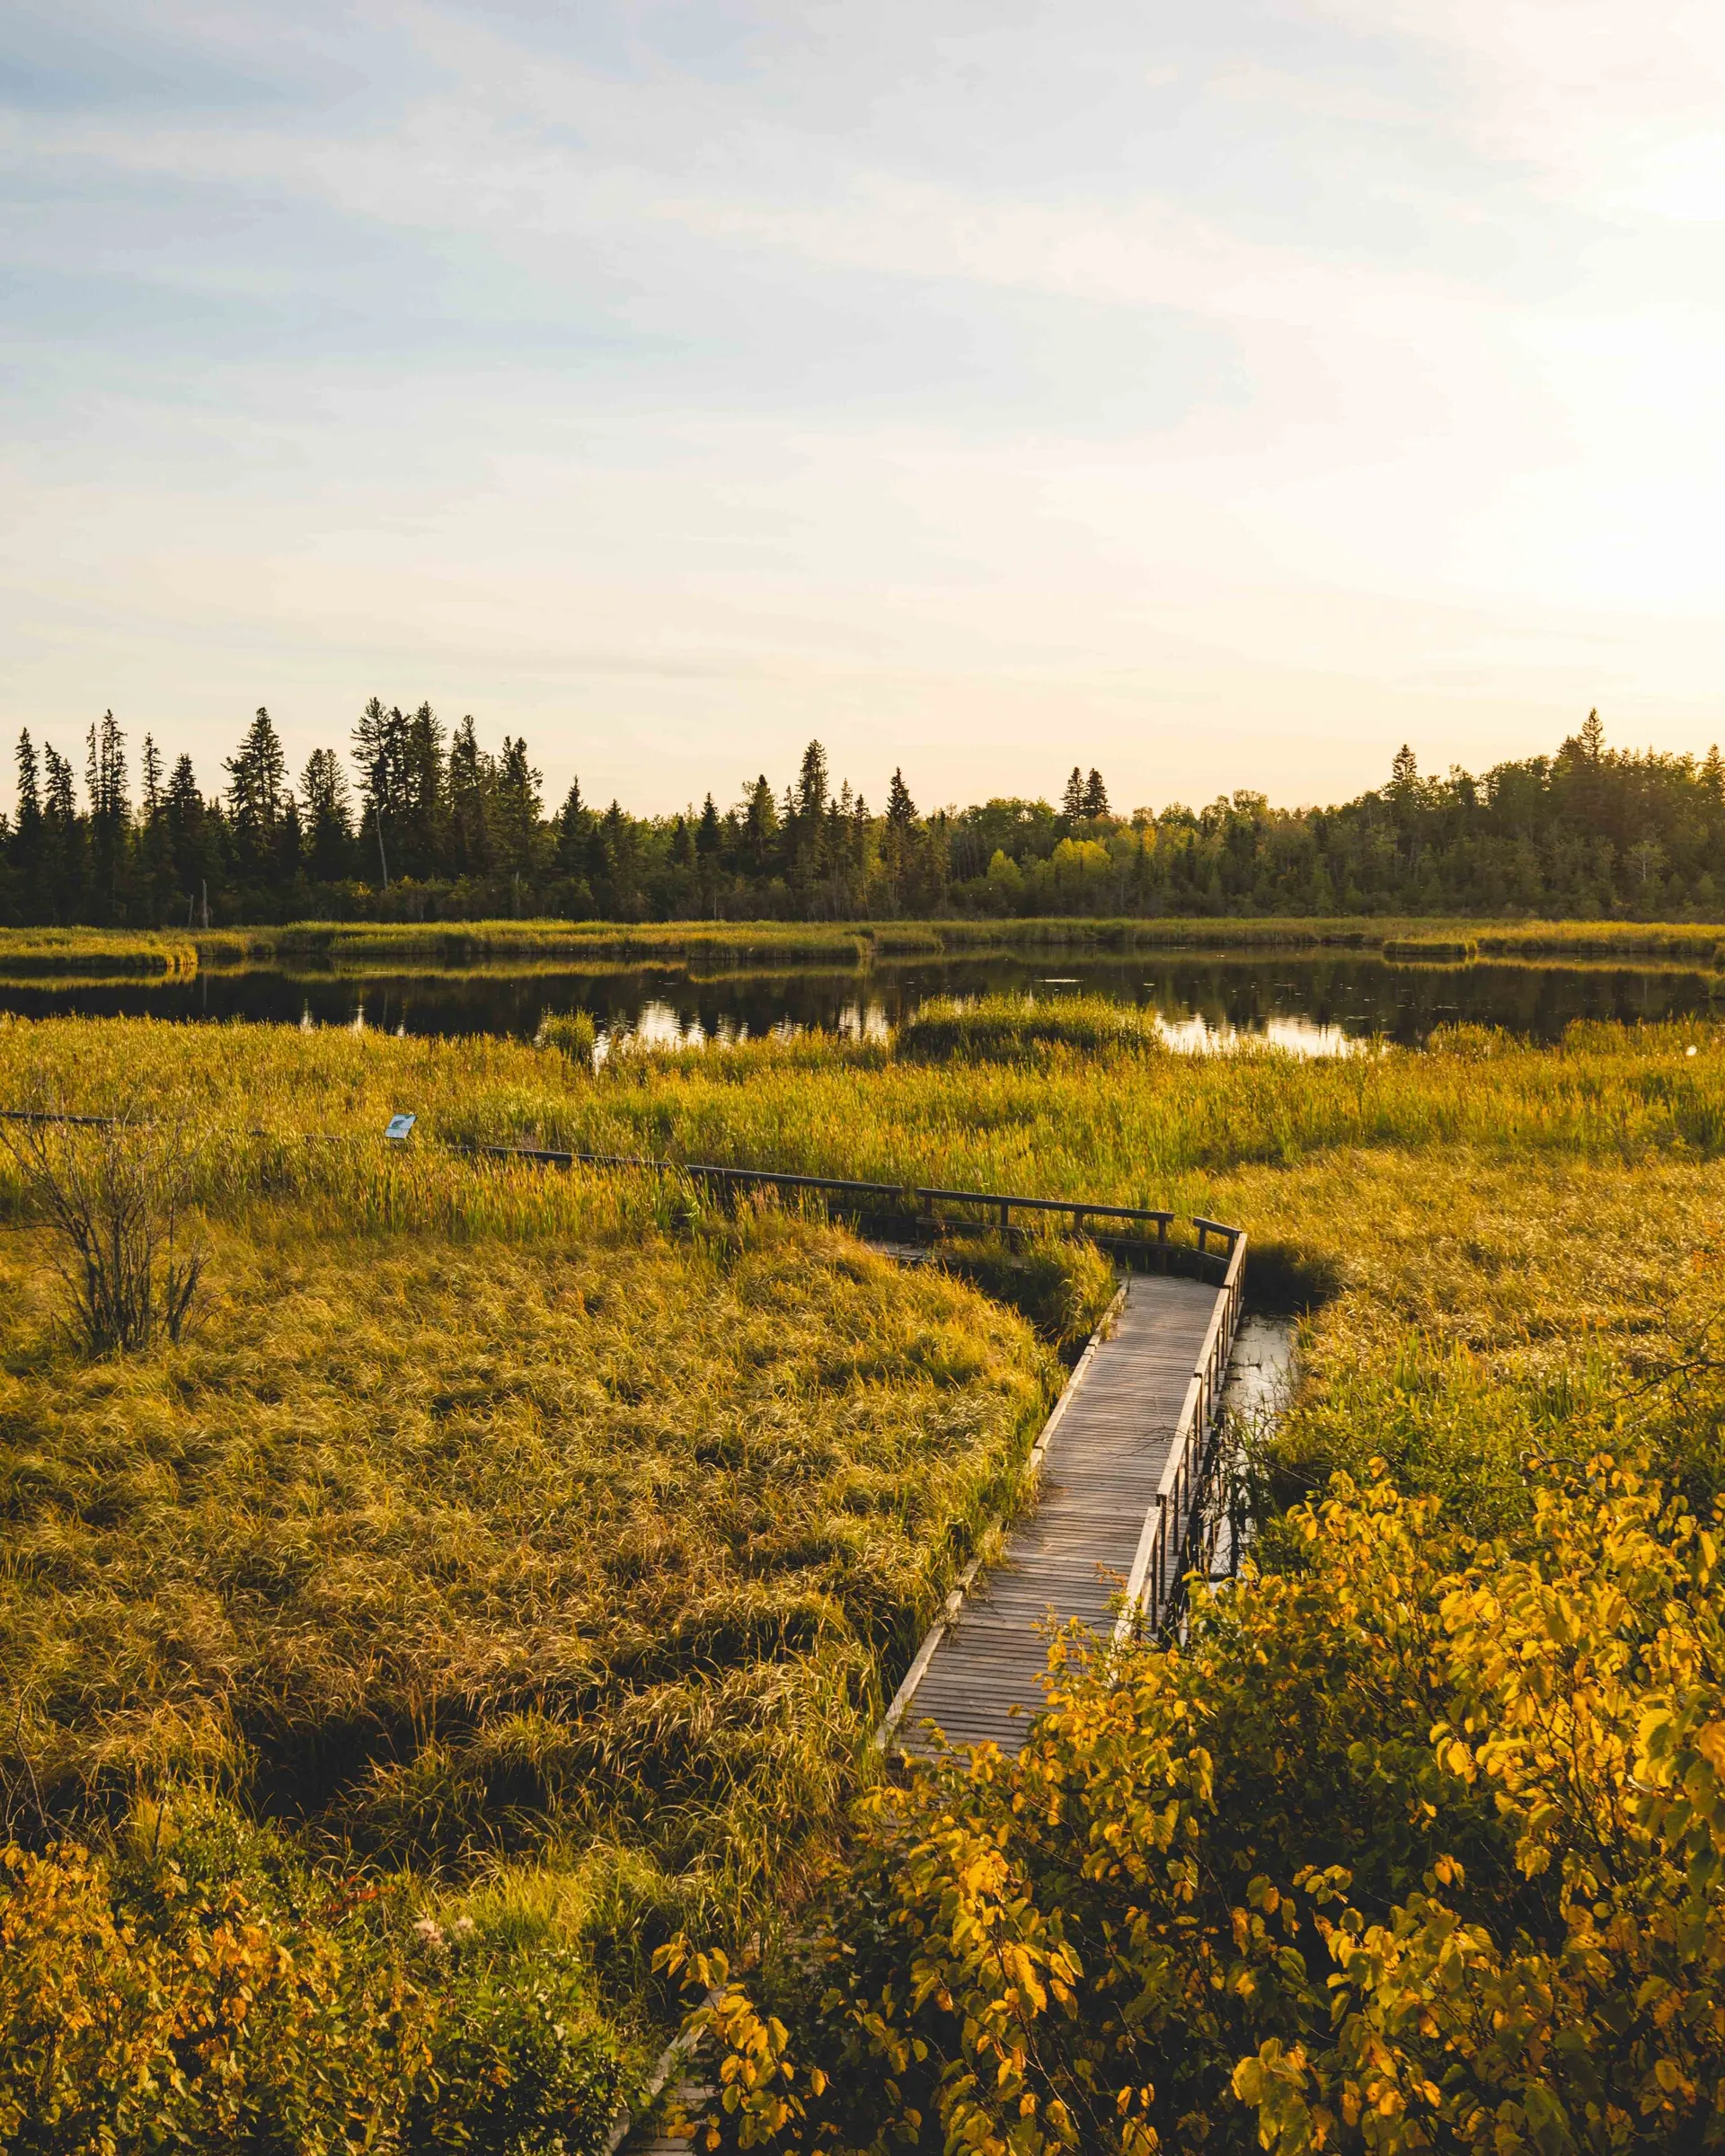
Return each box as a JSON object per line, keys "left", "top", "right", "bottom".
{"left": 1, "top": 1097, "right": 207, "bottom": 1355}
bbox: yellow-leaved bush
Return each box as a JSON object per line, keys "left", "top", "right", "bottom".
{"left": 0, "top": 1801, "right": 630, "bottom": 2152}
{"left": 661, "top": 1461, "right": 1725, "bottom": 2153}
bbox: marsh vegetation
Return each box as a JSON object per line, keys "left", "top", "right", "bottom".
{"left": 5, "top": 1003, "right": 1725, "bottom": 2144}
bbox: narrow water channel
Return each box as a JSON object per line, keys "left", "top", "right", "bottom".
{"left": 1207, "top": 1312, "right": 1298, "bottom": 1581}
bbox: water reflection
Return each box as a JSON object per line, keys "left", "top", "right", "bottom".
{"left": 0, "top": 950, "right": 1717, "bottom": 1050}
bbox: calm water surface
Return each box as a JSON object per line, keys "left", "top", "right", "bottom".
{"left": 3, "top": 952, "right": 1717, "bottom": 1051}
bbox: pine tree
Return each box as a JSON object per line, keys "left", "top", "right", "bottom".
{"left": 491, "top": 736, "right": 544, "bottom": 886}
{"left": 555, "top": 776, "right": 590, "bottom": 879}
{"left": 40, "top": 743, "right": 84, "bottom": 922}
{"left": 883, "top": 767, "right": 919, "bottom": 913}
{"left": 352, "top": 697, "right": 411, "bottom": 885}
{"left": 599, "top": 799, "right": 637, "bottom": 919}
{"left": 399, "top": 702, "right": 447, "bottom": 879}
{"left": 164, "top": 755, "right": 212, "bottom": 918}
{"left": 741, "top": 777, "right": 778, "bottom": 876}
{"left": 13, "top": 733, "right": 41, "bottom": 883}
{"left": 1062, "top": 766, "right": 1086, "bottom": 822}
{"left": 226, "top": 708, "right": 288, "bottom": 885}
{"left": 137, "top": 734, "right": 175, "bottom": 923}
{"left": 1081, "top": 768, "right": 1110, "bottom": 819}
{"left": 447, "top": 716, "right": 493, "bottom": 879}
{"left": 84, "top": 711, "right": 131, "bottom": 923}
{"left": 797, "top": 740, "right": 830, "bottom": 825}
{"left": 300, "top": 749, "right": 354, "bottom": 882}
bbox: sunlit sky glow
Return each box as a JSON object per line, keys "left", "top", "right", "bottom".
{"left": 4, "top": 2, "right": 1723, "bottom": 815}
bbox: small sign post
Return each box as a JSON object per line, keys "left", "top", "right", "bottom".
{"left": 385, "top": 1113, "right": 417, "bottom": 1144}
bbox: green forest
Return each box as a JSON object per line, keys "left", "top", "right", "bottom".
{"left": 6, "top": 703, "right": 1725, "bottom": 927}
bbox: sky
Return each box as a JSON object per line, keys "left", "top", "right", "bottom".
{"left": 4, "top": 1, "right": 1724, "bottom": 819}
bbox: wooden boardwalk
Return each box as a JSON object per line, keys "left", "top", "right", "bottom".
{"left": 615, "top": 1227, "right": 1246, "bottom": 2153}
{"left": 885, "top": 1269, "right": 1234, "bottom": 1756}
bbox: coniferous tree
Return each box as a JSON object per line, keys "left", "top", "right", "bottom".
{"left": 694, "top": 792, "right": 723, "bottom": 918}
{"left": 883, "top": 767, "right": 919, "bottom": 914}
{"left": 398, "top": 702, "right": 447, "bottom": 879}
{"left": 554, "top": 777, "right": 590, "bottom": 879}
{"left": 164, "top": 755, "right": 215, "bottom": 923}
{"left": 741, "top": 777, "right": 778, "bottom": 879}
{"left": 491, "top": 737, "right": 544, "bottom": 892}
{"left": 136, "top": 734, "right": 177, "bottom": 922}
{"left": 300, "top": 748, "right": 354, "bottom": 883}
{"left": 226, "top": 707, "right": 288, "bottom": 887}
{"left": 447, "top": 716, "right": 493, "bottom": 880}
{"left": 40, "top": 744, "right": 84, "bottom": 923}
{"left": 84, "top": 711, "right": 131, "bottom": 923}
{"left": 352, "top": 698, "right": 411, "bottom": 888}
{"left": 13, "top": 733, "right": 41, "bottom": 897}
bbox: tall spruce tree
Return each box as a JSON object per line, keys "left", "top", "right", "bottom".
{"left": 13, "top": 733, "right": 41, "bottom": 895}
{"left": 300, "top": 748, "right": 354, "bottom": 883}
{"left": 883, "top": 767, "right": 919, "bottom": 914}
{"left": 447, "top": 716, "right": 493, "bottom": 879}
{"left": 226, "top": 707, "right": 288, "bottom": 886}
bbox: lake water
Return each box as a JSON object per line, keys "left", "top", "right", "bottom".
{"left": 3, "top": 950, "right": 1718, "bottom": 1051}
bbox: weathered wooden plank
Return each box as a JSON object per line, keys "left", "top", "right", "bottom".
{"left": 892, "top": 1273, "right": 1231, "bottom": 1759}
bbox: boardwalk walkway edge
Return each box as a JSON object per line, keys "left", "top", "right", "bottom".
{"left": 872, "top": 1278, "right": 1128, "bottom": 1754}
{"left": 1114, "top": 1228, "right": 1248, "bottom": 1642}
{"left": 885, "top": 1226, "right": 1249, "bottom": 1758}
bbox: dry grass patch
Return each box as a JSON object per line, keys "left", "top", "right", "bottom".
{"left": 0, "top": 1206, "right": 1048, "bottom": 1939}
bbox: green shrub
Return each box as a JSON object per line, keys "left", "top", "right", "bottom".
{"left": 536, "top": 1010, "right": 598, "bottom": 1072}
{"left": 411, "top": 1935, "right": 624, "bottom": 2154}
{"left": 0, "top": 1796, "right": 631, "bottom": 2154}
{"left": 897, "top": 994, "right": 1166, "bottom": 1062}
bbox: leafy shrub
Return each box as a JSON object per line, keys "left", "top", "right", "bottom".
{"left": 666, "top": 1457, "right": 1725, "bottom": 2152}
{"left": 411, "top": 1933, "right": 625, "bottom": 2154}
{"left": 536, "top": 1010, "right": 598, "bottom": 1072}
{"left": 0, "top": 1798, "right": 630, "bottom": 2154}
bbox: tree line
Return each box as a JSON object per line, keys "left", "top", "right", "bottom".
{"left": 4, "top": 702, "right": 1723, "bottom": 925}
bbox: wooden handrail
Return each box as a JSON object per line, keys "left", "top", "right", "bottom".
{"left": 1113, "top": 1226, "right": 1248, "bottom": 1641}
{"left": 470, "top": 1144, "right": 1235, "bottom": 1261}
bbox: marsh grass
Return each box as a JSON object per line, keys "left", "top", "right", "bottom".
{"left": 0, "top": 928, "right": 199, "bottom": 978}
{"left": 12, "top": 914, "right": 1725, "bottom": 985}
{"left": 218, "top": 921, "right": 875, "bottom": 968}
{"left": 897, "top": 994, "right": 1168, "bottom": 1061}
{"left": 12, "top": 1004, "right": 1725, "bottom": 2094}
{"left": 0, "top": 1188, "right": 1050, "bottom": 1931}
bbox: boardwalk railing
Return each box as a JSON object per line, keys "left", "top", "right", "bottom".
{"left": 473, "top": 1144, "right": 1243, "bottom": 1275}
{"left": 1113, "top": 1224, "right": 1248, "bottom": 1639}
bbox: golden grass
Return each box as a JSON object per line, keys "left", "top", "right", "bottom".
{"left": 0, "top": 928, "right": 199, "bottom": 978}
{"left": 11, "top": 913, "right": 1723, "bottom": 984}
{"left": 10, "top": 1004, "right": 1725, "bottom": 2075}
{"left": 0, "top": 1198, "right": 1051, "bottom": 1953}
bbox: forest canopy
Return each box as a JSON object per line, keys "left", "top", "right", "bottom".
{"left": 4, "top": 703, "right": 1723, "bottom": 927}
